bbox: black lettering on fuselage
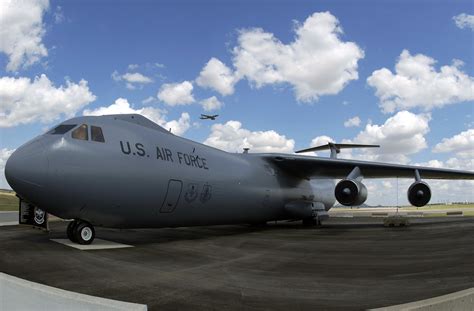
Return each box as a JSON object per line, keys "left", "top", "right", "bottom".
{"left": 157, "top": 147, "right": 174, "bottom": 162}
{"left": 176, "top": 151, "right": 209, "bottom": 170}
{"left": 183, "top": 154, "right": 191, "bottom": 165}
{"left": 120, "top": 141, "right": 131, "bottom": 155}
{"left": 165, "top": 149, "right": 174, "bottom": 162}
{"left": 202, "top": 158, "right": 209, "bottom": 170}
{"left": 190, "top": 155, "right": 197, "bottom": 167}
{"left": 156, "top": 147, "right": 164, "bottom": 160}
{"left": 195, "top": 156, "right": 203, "bottom": 168}
{"left": 135, "top": 143, "right": 146, "bottom": 156}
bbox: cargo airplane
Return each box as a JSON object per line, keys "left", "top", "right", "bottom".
{"left": 5, "top": 114, "right": 474, "bottom": 244}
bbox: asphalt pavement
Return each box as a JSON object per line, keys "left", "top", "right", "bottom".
{"left": 0, "top": 217, "right": 473, "bottom": 310}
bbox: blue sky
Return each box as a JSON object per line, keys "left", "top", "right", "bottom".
{"left": 0, "top": 0, "right": 473, "bottom": 204}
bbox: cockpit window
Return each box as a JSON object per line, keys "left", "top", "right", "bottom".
{"left": 72, "top": 124, "right": 88, "bottom": 141}
{"left": 91, "top": 126, "right": 105, "bottom": 142}
{"left": 48, "top": 124, "right": 77, "bottom": 135}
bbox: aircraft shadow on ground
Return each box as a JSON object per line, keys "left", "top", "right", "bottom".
{"left": 42, "top": 217, "right": 472, "bottom": 246}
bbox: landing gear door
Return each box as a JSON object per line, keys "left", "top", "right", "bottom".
{"left": 160, "top": 179, "right": 183, "bottom": 213}
{"left": 19, "top": 199, "right": 49, "bottom": 230}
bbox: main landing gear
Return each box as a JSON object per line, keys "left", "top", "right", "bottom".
{"left": 67, "top": 220, "right": 95, "bottom": 245}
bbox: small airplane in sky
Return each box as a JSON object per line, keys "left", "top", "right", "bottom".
{"left": 5, "top": 114, "right": 474, "bottom": 244}
{"left": 200, "top": 114, "right": 218, "bottom": 120}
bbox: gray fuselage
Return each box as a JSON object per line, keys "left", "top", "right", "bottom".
{"left": 6, "top": 115, "right": 335, "bottom": 228}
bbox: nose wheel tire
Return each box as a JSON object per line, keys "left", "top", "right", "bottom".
{"left": 68, "top": 220, "right": 95, "bottom": 245}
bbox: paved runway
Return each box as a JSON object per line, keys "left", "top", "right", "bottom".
{"left": 0, "top": 211, "right": 18, "bottom": 226}
{"left": 0, "top": 217, "right": 473, "bottom": 310}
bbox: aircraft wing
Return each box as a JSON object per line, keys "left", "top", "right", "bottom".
{"left": 261, "top": 154, "right": 474, "bottom": 180}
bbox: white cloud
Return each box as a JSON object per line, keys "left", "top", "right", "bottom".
{"left": 200, "top": 96, "right": 223, "bottom": 112}
{"left": 127, "top": 64, "right": 139, "bottom": 70}
{"left": 310, "top": 135, "right": 334, "bottom": 147}
{"left": 157, "top": 81, "right": 195, "bottom": 106}
{"left": 162, "top": 112, "right": 191, "bottom": 136}
{"left": 196, "top": 58, "right": 238, "bottom": 96}
{"left": 302, "top": 135, "right": 335, "bottom": 156}
{"left": 53, "top": 5, "right": 65, "bottom": 24}
{"left": 111, "top": 70, "right": 153, "bottom": 89}
{"left": 121, "top": 72, "right": 153, "bottom": 84}
{"left": 0, "top": 0, "right": 49, "bottom": 71}
{"left": 344, "top": 116, "right": 361, "bottom": 128}
{"left": 350, "top": 111, "right": 430, "bottom": 163}
{"left": 232, "top": 11, "right": 364, "bottom": 102}
{"left": 433, "top": 129, "right": 474, "bottom": 159}
{"left": 83, "top": 98, "right": 138, "bottom": 116}
{"left": 1, "top": 148, "right": 15, "bottom": 189}
{"left": 83, "top": 98, "right": 190, "bottom": 136}
{"left": 367, "top": 50, "right": 474, "bottom": 113}
{"left": 204, "top": 121, "right": 294, "bottom": 153}
{"left": 453, "top": 13, "right": 474, "bottom": 30}
{"left": 141, "top": 96, "right": 157, "bottom": 105}
{"left": 0, "top": 74, "right": 96, "bottom": 127}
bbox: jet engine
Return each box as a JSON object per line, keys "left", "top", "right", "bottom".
{"left": 407, "top": 181, "right": 431, "bottom": 207}
{"left": 335, "top": 179, "right": 367, "bottom": 206}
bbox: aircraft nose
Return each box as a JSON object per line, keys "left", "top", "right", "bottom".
{"left": 5, "top": 138, "right": 49, "bottom": 199}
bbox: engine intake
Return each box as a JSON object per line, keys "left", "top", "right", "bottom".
{"left": 407, "top": 181, "right": 431, "bottom": 207}
{"left": 335, "top": 179, "right": 367, "bottom": 206}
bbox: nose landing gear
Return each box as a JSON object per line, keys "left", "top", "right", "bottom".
{"left": 67, "top": 220, "right": 95, "bottom": 245}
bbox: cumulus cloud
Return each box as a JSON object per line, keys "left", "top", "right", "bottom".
{"left": 310, "top": 135, "right": 334, "bottom": 147}
{"left": 453, "top": 13, "right": 474, "bottom": 30}
{"left": 0, "top": 74, "right": 96, "bottom": 127}
{"left": 112, "top": 70, "right": 153, "bottom": 90}
{"left": 350, "top": 111, "right": 431, "bottom": 163}
{"left": 367, "top": 50, "right": 474, "bottom": 113}
{"left": 344, "top": 116, "right": 361, "bottom": 128}
{"left": 0, "top": 0, "right": 49, "bottom": 71}
{"left": 232, "top": 11, "right": 364, "bottom": 102}
{"left": 141, "top": 96, "right": 157, "bottom": 105}
{"left": 121, "top": 72, "right": 153, "bottom": 84}
{"left": 204, "top": 121, "right": 294, "bottom": 153}
{"left": 157, "top": 81, "right": 195, "bottom": 106}
{"left": 83, "top": 98, "right": 190, "bottom": 135}
{"left": 196, "top": 58, "right": 238, "bottom": 96}
{"left": 433, "top": 129, "right": 474, "bottom": 159}
{"left": 1, "top": 148, "right": 15, "bottom": 189}
{"left": 162, "top": 113, "right": 191, "bottom": 136}
{"left": 200, "top": 96, "right": 223, "bottom": 112}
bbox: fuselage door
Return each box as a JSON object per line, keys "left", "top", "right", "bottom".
{"left": 160, "top": 179, "right": 183, "bottom": 213}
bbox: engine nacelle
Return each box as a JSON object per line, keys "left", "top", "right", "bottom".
{"left": 407, "top": 181, "right": 431, "bottom": 207}
{"left": 335, "top": 179, "right": 368, "bottom": 206}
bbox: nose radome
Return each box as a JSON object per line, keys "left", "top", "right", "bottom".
{"left": 5, "top": 138, "right": 49, "bottom": 200}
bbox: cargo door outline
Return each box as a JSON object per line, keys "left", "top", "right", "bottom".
{"left": 160, "top": 179, "right": 183, "bottom": 213}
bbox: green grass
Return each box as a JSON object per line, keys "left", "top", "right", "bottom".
{"left": 0, "top": 192, "right": 18, "bottom": 211}
{"left": 401, "top": 204, "right": 474, "bottom": 211}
